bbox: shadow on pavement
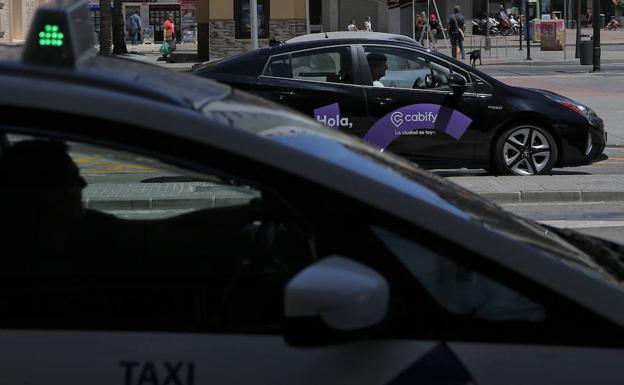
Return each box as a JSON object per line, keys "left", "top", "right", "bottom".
{"left": 432, "top": 169, "right": 591, "bottom": 177}
{"left": 141, "top": 176, "right": 211, "bottom": 183}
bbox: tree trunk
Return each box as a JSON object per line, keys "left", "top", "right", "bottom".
{"left": 98, "top": 0, "right": 112, "bottom": 54}
{"left": 112, "top": 0, "right": 128, "bottom": 54}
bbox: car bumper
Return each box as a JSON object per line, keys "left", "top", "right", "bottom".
{"left": 560, "top": 118, "right": 607, "bottom": 167}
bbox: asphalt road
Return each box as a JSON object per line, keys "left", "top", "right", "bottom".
{"left": 481, "top": 64, "right": 624, "bottom": 145}
{"left": 502, "top": 202, "right": 624, "bottom": 245}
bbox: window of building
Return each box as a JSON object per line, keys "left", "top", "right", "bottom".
{"left": 235, "top": 0, "right": 270, "bottom": 39}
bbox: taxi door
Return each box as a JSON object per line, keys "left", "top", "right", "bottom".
{"left": 257, "top": 45, "right": 369, "bottom": 133}
{"left": 359, "top": 45, "right": 481, "bottom": 168}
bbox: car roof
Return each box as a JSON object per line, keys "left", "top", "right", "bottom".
{"left": 286, "top": 32, "right": 420, "bottom": 45}
{"left": 1, "top": 48, "right": 231, "bottom": 113}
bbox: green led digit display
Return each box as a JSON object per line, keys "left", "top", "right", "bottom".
{"left": 38, "top": 24, "right": 64, "bottom": 47}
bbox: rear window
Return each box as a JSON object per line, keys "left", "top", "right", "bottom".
{"left": 262, "top": 46, "right": 353, "bottom": 84}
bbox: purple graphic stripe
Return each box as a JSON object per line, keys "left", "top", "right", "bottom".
{"left": 363, "top": 103, "right": 472, "bottom": 149}
{"left": 314, "top": 102, "right": 341, "bottom": 128}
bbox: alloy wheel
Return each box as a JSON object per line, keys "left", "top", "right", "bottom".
{"left": 502, "top": 127, "right": 552, "bottom": 175}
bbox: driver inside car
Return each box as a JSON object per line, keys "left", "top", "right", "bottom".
{"left": 0, "top": 140, "right": 282, "bottom": 268}
{"left": 366, "top": 52, "right": 388, "bottom": 87}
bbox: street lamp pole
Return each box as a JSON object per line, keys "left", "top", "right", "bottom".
{"left": 525, "top": 0, "right": 531, "bottom": 60}
{"left": 592, "top": 0, "right": 600, "bottom": 71}
{"left": 412, "top": 0, "right": 416, "bottom": 40}
{"left": 486, "top": 1, "right": 490, "bottom": 50}
{"left": 575, "top": 0, "right": 581, "bottom": 58}
{"left": 519, "top": 0, "right": 524, "bottom": 50}
{"left": 250, "top": 0, "right": 258, "bottom": 50}
{"left": 306, "top": 0, "right": 310, "bottom": 34}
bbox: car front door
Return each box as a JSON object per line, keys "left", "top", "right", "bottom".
{"left": 370, "top": 223, "right": 624, "bottom": 385}
{"left": 257, "top": 45, "right": 368, "bottom": 133}
{"left": 0, "top": 117, "right": 443, "bottom": 385}
{"left": 360, "top": 45, "right": 482, "bottom": 168}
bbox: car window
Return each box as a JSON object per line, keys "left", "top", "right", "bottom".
{"left": 364, "top": 46, "right": 464, "bottom": 91}
{"left": 371, "top": 225, "right": 546, "bottom": 322}
{"left": 263, "top": 46, "right": 353, "bottom": 84}
{"left": 0, "top": 132, "right": 315, "bottom": 333}
{"left": 263, "top": 53, "right": 292, "bottom": 78}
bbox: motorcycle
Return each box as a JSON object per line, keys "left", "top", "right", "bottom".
{"left": 488, "top": 17, "right": 500, "bottom": 36}
{"left": 510, "top": 16, "right": 523, "bottom": 35}
{"left": 471, "top": 17, "right": 487, "bottom": 35}
{"left": 496, "top": 15, "right": 513, "bottom": 36}
{"left": 471, "top": 16, "right": 500, "bottom": 36}
{"left": 607, "top": 17, "right": 620, "bottom": 30}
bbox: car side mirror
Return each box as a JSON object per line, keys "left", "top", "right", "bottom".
{"left": 448, "top": 73, "right": 467, "bottom": 95}
{"left": 283, "top": 256, "right": 389, "bottom": 347}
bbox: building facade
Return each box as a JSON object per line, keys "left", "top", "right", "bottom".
{"left": 0, "top": 0, "right": 48, "bottom": 43}
{"left": 197, "top": 0, "right": 308, "bottom": 60}
{"left": 388, "top": 0, "right": 622, "bottom": 40}
{"left": 195, "top": 0, "right": 393, "bottom": 60}
{"left": 321, "top": 0, "right": 390, "bottom": 33}
{"left": 388, "top": 0, "right": 471, "bottom": 38}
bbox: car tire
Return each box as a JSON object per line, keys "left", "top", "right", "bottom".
{"left": 493, "top": 124, "right": 558, "bottom": 176}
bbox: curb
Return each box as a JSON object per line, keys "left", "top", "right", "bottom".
{"left": 83, "top": 196, "right": 252, "bottom": 211}
{"left": 479, "top": 58, "right": 624, "bottom": 66}
{"left": 83, "top": 190, "right": 624, "bottom": 208}
{"left": 156, "top": 59, "right": 624, "bottom": 71}
{"left": 482, "top": 190, "right": 624, "bottom": 203}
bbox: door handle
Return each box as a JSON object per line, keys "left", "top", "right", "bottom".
{"left": 375, "top": 96, "right": 393, "bottom": 105}
{"left": 276, "top": 91, "right": 296, "bottom": 100}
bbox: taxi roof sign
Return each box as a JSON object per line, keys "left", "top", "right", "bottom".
{"left": 23, "top": 0, "right": 95, "bottom": 68}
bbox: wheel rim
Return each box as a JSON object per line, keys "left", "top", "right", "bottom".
{"left": 502, "top": 127, "right": 552, "bottom": 175}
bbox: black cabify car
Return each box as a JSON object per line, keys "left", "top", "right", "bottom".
{"left": 194, "top": 32, "right": 607, "bottom": 175}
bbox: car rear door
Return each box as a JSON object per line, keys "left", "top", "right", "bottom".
{"left": 257, "top": 45, "right": 369, "bottom": 133}
{"left": 360, "top": 45, "right": 482, "bottom": 168}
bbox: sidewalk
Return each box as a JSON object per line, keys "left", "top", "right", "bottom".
{"left": 448, "top": 174, "right": 624, "bottom": 203}
{"left": 433, "top": 28, "right": 624, "bottom": 65}
{"left": 82, "top": 182, "right": 258, "bottom": 210}
{"left": 81, "top": 173, "right": 624, "bottom": 210}
{"left": 124, "top": 29, "right": 624, "bottom": 70}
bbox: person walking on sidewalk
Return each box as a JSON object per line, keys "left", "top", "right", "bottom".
{"left": 448, "top": 5, "right": 466, "bottom": 60}
{"left": 363, "top": 16, "right": 373, "bottom": 32}
{"left": 162, "top": 13, "right": 176, "bottom": 62}
{"left": 415, "top": 14, "right": 424, "bottom": 42}
{"left": 429, "top": 14, "right": 440, "bottom": 50}
{"left": 586, "top": 8, "right": 593, "bottom": 28}
{"left": 127, "top": 11, "right": 142, "bottom": 45}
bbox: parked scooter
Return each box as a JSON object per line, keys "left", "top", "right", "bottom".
{"left": 472, "top": 17, "right": 487, "bottom": 35}
{"left": 510, "top": 15, "right": 523, "bottom": 35}
{"left": 497, "top": 15, "right": 513, "bottom": 36}
{"left": 471, "top": 16, "right": 501, "bottom": 36}
{"left": 488, "top": 17, "right": 500, "bottom": 36}
{"left": 607, "top": 17, "right": 620, "bottom": 30}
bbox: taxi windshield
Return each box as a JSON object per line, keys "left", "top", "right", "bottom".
{"left": 202, "top": 90, "right": 622, "bottom": 287}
